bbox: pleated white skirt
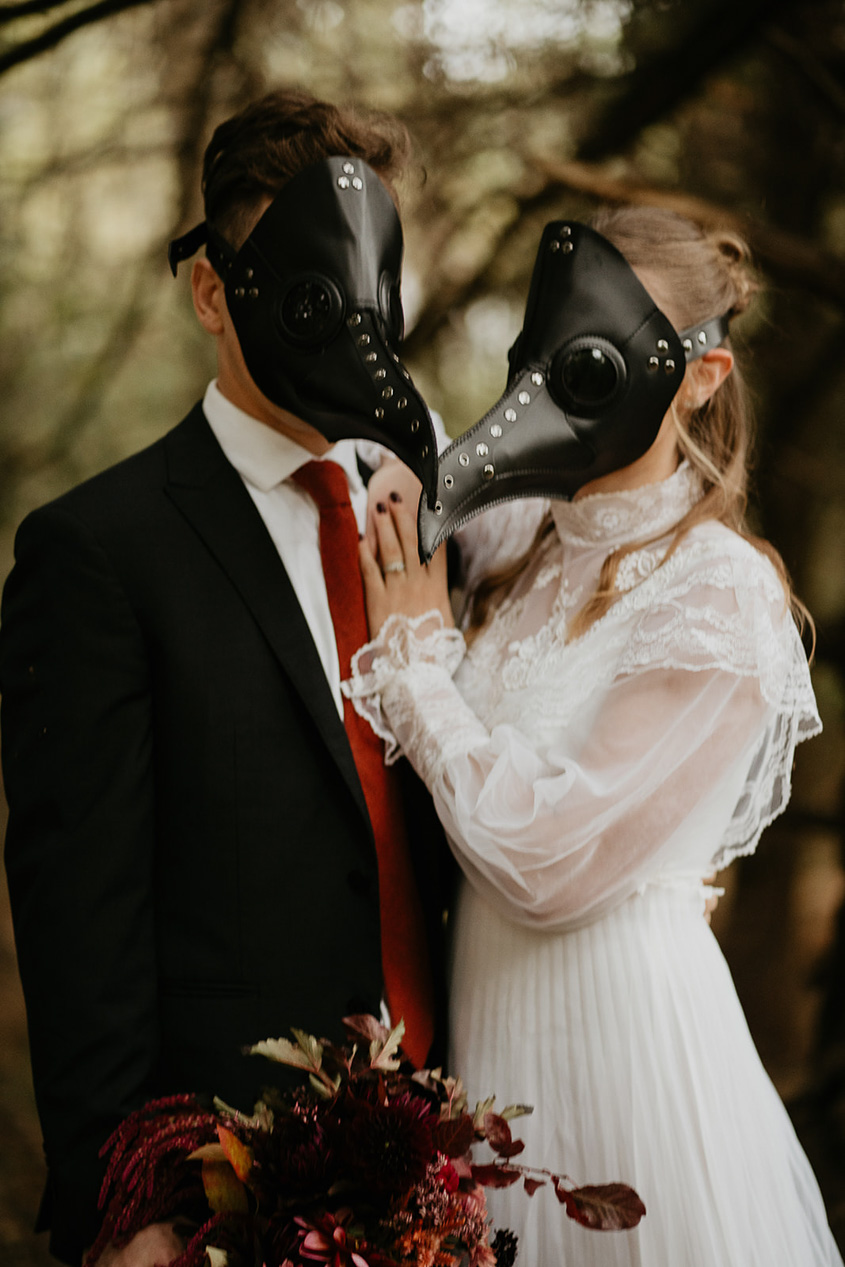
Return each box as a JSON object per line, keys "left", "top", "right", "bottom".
{"left": 448, "top": 881, "right": 842, "bottom": 1266}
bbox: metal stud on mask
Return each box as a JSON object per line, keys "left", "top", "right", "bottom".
{"left": 168, "top": 156, "right": 439, "bottom": 503}
{"left": 417, "top": 221, "right": 730, "bottom": 561}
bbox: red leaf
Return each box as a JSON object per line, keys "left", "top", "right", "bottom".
{"left": 434, "top": 1114, "right": 476, "bottom": 1159}
{"left": 523, "top": 1176, "right": 545, "bottom": 1196}
{"left": 482, "top": 1112, "right": 525, "bottom": 1159}
{"left": 471, "top": 1164, "right": 522, "bottom": 1189}
{"left": 554, "top": 1180, "right": 646, "bottom": 1230}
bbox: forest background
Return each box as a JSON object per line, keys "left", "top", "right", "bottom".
{"left": 1, "top": 0, "right": 845, "bottom": 1261}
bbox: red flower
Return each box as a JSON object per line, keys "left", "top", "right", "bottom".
{"left": 436, "top": 1159, "right": 460, "bottom": 1194}
{"left": 343, "top": 1093, "right": 436, "bottom": 1196}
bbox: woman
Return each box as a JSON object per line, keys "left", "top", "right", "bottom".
{"left": 349, "top": 207, "right": 842, "bottom": 1265}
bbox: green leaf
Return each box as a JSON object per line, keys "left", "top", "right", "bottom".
{"left": 213, "top": 1096, "right": 273, "bottom": 1131}
{"left": 500, "top": 1103, "right": 534, "bottom": 1122}
{"left": 473, "top": 1095, "right": 496, "bottom": 1129}
{"left": 249, "top": 1031, "right": 323, "bottom": 1074}
{"left": 370, "top": 1018, "right": 405, "bottom": 1069}
{"left": 440, "top": 1075, "right": 468, "bottom": 1117}
{"left": 201, "top": 1159, "right": 249, "bottom": 1214}
{"left": 291, "top": 1027, "right": 325, "bottom": 1068}
{"left": 309, "top": 1071, "right": 342, "bottom": 1098}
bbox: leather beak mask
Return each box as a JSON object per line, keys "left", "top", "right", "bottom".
{"left": 168, "top": 156, "right": 439, "bottom": 503}
{"left": 418, "top": 220, "right": 730, "bottom": 561}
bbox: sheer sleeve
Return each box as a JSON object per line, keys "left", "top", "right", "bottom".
{"left": 344, "top": 532, "right": 820, "bottom": 932}
{"left": 452, "top": 498, "right": 550, "bottom": 597}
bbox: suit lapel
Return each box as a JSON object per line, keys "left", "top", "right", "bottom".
{"left": 163, "top": 405, "right": 371, "bottom": 831}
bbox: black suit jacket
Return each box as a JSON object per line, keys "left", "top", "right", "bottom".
{"left": 0, "top": 404, "right": 451, "bottom": 1264}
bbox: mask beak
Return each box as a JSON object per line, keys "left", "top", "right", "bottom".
{"left": 167, "top": 157, "right": 439, "bottom": 503}
{"left": 417, "top": 364, "right": 593, "bottom": 562}
{"left": 417, "top": 219, "right": 732, "bottom": 563}
{"left": 302, "top": 305, "right": 439, "bottom": 502}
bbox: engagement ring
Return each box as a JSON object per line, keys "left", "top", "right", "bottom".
{"left": 383, "top": 561, "right": 406, "bottom": 574}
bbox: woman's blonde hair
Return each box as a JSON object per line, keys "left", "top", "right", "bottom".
{"left": 468, "top": 205, "right": 813, "bottom": 648}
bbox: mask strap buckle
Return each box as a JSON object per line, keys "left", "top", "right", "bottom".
{"left": 678, "top": 312, "right": 732, "bottom": 362}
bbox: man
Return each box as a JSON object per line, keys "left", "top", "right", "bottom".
{"left": 0, "top": 88, "right": 449, "bottom": 1266}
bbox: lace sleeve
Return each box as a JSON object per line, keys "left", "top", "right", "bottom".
{"left": 343, "top": 611, "right": 478, "bottom": 766}
{"left": 345, "top": 528, "right": 820, "bottom": 932}
{"left": 613, "top": 528, "right": 821, "bottom": 868}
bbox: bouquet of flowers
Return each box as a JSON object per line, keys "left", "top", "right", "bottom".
{"left": 84, "top": 1016, "right": 645, "bottom": 1267}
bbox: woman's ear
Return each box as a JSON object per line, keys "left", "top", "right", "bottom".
{"left": 684, "top": 347, "right": 734, "bottom": 409}
{"left": 191, "top": 258, "right": 226, "bottom": 336}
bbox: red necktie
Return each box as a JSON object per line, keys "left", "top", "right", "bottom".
{"left": 292, "top": 459, "right": 435, "bottom": 1068}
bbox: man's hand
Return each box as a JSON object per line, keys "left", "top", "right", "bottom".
{"left": 90, "top": 1222, "right": 187, "bottom": 1267}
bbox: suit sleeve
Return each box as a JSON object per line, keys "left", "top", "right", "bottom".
{"left": 1, "top": 502, "right": 158, "bottom": 1265}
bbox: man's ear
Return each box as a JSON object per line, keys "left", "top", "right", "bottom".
{"left": 685, "top": 347, "right": 734, "bottom": 409}
{"left": 191, "top": 258, "right": 225, "bottom": 336}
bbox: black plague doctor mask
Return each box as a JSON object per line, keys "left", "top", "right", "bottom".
{"left": 168, "top": 156, "right": 439, "bottom": 504}
{"left": 417, "top": 220, "right": 731, "bottom": 561}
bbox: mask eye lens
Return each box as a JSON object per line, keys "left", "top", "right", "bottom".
{"left": 561, "top": 346, "right": 619, "bottom": 405}
{"left": 278, "top": 274, "right": 344, "bottom": 347}
{"left": 550, "top": 337, "right": 626, "bottom": 414}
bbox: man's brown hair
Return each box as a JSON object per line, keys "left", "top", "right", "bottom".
{"left": 202, "top": 88, "right": 412, "bottom": 248}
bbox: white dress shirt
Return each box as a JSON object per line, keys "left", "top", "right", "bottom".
{"left": 203, "top": 380, "right": 369, "bottom": 719}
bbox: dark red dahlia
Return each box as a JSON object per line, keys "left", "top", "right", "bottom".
{"left": 255, "top": 1109, "right": 337, "bottom": 1200}
{"left": 343, "top": 1093, "right": 436, "bottom": 1197}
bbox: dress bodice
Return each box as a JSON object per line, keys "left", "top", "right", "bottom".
{"left": 345, "top": 467, "right": 820, "bottom": 931}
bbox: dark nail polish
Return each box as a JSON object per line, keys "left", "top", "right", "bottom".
{"left": 389, "top": 491, "right": 402, "bottom": 504}
{"left": 376, "top": 502, "right": 387, "bottom": 513}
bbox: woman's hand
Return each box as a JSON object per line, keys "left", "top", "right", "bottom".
{"left": 364, "top": 459, "right": 422, "bottom": 557}
{"left": 359, "top": 491, "right": 452, "bottom": 638}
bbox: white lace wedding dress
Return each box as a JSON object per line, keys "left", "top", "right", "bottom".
{"left": 345, "top": 464, "right": 842, "bottom": 1266}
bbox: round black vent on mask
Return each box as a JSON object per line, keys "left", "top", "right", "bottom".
{"left": 277, "top": 273, "right": 345, "bottom": 348}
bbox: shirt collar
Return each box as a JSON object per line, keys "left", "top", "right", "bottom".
{"left": 202, "top": 379, "right": 364, "bottom": 495}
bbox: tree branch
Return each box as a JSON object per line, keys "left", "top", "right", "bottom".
{"left": 577, "top": 0, "right": 793, "bottom": 161}
{"left": 0, "top": 0, "right": 69, "bottom": 24}
{"left": 0, "top": 0, "right": 157, "bottom": 76}
{"left": 404, "top": 154, "right": 845, "bottom": 364}
{"left": 764, "top": 24, "right": 845, "bottom": 118}
{"left": 533, "top": 157, "right": 845, "bottom": 309}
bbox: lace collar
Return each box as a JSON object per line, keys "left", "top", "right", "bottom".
{"left": 550, "top": 462, "right": 701, "bottom": 549}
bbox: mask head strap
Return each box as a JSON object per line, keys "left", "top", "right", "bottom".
{"left": 167, "top": 221, "right": 238, "bottom": 279}
{"left": 678, "top": 313, "right": 732, "bottom": 361}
